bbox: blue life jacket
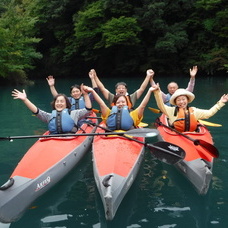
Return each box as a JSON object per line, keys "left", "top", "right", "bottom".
{"left": 107, "top": 106, "right": 134, "bottom": 131}
{"left": 164, "top": 93, "right": 175, "bottom": 107}
{"left": 69, "top": 96, "right": 85, "bottom": 110}
{"left": 48, "top": 109, "right": 76, "bottom": 134}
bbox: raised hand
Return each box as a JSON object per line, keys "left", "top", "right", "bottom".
{"left": 220, "top": 94, "right": 228, "bottom": 103}
{"left": 12, "top": 89, "right": 27, "bottom": 101}
{"left": 147, "top": 69, "right": 155, "bottom": 78}
{"left": 46, "top": 75, "right": 55, "bottom": 86}
{"left": 190, "top": 66, "right": 198, "bottom": 78}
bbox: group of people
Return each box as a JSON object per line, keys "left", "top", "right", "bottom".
{"left": 12, "top": 66, "right": 228, "bottom": 134}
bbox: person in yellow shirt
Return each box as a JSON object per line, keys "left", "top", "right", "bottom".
{"left": 83, "top": 70, "right": 156, "bottom": 131}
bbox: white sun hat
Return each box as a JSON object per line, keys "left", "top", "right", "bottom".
{"left": 169, "top": 88, "right": 195, "bottom": 105}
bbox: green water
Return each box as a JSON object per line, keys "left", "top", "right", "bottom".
{"left": 0, "top": 75, "right": 228, "bottom": 228}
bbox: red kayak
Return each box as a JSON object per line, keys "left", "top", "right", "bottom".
{"left": 92, "top": 122, "right": 146, "bottom": 220}
{"left": 0, "top": 112, "right": 97, "bottom": 223}
{"left": 155, "top": 114, "right": 215, "bottom": 195}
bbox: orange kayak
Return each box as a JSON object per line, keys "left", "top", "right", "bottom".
{"left": 0, "top": 113, "right": 97, "bottom": 223}
{"left": 155, "top": 114, "right": 214, "bottom": 195}
{"left": 92, "top": 122, "right": 145, "bottom": 220}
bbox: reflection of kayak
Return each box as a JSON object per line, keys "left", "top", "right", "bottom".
{"left": 155, "top": 114, "right": 214, "bottom": 195}
{"left": 92, "top": 122, "right": 145, "bottom": 220}
{"left": 0, "top": 113, "right": 97, "bottom": 223}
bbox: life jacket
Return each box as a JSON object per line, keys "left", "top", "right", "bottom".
{"left": 164, "top": 93, "right": 175, "bottom": 107}
{"left": 106, "top": 106, "right": 134, "bottom": 131}
{"left": 172, "top": 107, "right": 198, "bottom": 132}
{"left": 69, "top": 96, "right": 85, "bottom": 110}
{"left": 111, "top": 95, "right": 134, "bottom": 109}
{"left": 48, "top": 109, "right": 76, "bottom": 134}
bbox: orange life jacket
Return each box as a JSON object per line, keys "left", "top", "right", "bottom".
{"left": 111, "top": 95, "right": 133, "bottom": 109}
{"left": 172, "top": 107, "right": 198, "bottom": 132}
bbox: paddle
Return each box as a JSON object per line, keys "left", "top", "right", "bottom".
{"left": 87, "top": 121, "right": 186, "bottom": 165}
{"left": 155, "top": 118, "right": 219, "bottom": 158}
{"left": 0, "top": 128, "right": 158, "bottom": 141}
{"left": 148, "top": 107, "right": 222, "bottom": 127}
{"left": 122, "top": 135, "right": 186, "bottom": 165}
{"left": 92, "top": 108, "right": 101, "bottom": 113}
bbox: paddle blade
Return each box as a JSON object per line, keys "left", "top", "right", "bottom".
{"left": 196, "top": 139, "right": 219, "bottom": 158}
{"left": 147, "top": 141, "right": 186, "bottom": 165}
{"left": 125, "top": 128, "right": 159, "bottom": 137}
{"left": 148, "top": 107, "right": 161, "bottom": 114}
{"left": 138, "top": 122, "right": 148, "bottom": 128}
{"left": 198, "top": 120, "right": 222, "bottom": 127}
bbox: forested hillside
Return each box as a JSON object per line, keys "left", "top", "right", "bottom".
{"left": 0, "top": 0, "right": 227, "bottom": 84}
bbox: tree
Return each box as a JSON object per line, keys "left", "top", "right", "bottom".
{"left": 184, "top": 0, "right": 228, "bottom": 74}
{"left": 0, "top": 0, "right": 42, "bottom": 84}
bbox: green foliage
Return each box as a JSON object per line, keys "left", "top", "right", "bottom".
{"left": 0, "top": 0, "right": 228, "bottom": 80}
{"left": 0, "top": 0, "right": 42, "bottom": 82}
{"left": 73, "top": 1, "right": 104, "bottom": 60}
{"left": 102, "top": 16, "right": 141, "bottom": 48}
{"left": 184, "top": 0, "right": 228, "bottom": 74}
{"left": 155, "top": 24, "right": 188, "bottom": 53}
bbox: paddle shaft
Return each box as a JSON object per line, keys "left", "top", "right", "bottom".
{"left": 0, "top": 130, "right": 150, "bottom": 141}
{"left": 88, "top": 122, "right": 185, "bottom": 163}
{"left": 156, "top": 119, "right": 219, "bottom": 158}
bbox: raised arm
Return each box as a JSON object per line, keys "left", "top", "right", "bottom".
{"left": 12, "top": 89, "right": 38, "bottom": 113}
{"left": 84, "top": 86, "right": 109, "bottom": 117}
{"left": 195, "top": 93, "right": 228, "bottom": 120}
{"left": 186, "top": 66, "right": 198, "bottom": 92}
{"left": 149, "top": 71, "right": 167, "bottom": 102}
{"left": 91, "top": 69, "right": 110, "bottom": 100}
{"left": 136, "top": 86, "right": 157, "bottom": 119}
{"left": 80, "top": 84, "right": 92, "bottom": 110}
{"left": 152, "top": 84, "right": 169, "bottom": 116}
{"left": 135, "top": 69, "right": 154, "bottom": 99}
{"left": 88, "top": 70, "right": 98, "bottom": 88}
{"left": 46, "top": 75, "right": 58, "bottom": 97}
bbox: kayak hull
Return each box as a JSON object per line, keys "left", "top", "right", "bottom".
{"left": 92, "top": 123, "right": 145, "bottom": 220}
{"left": 156, "top": 114, "right": 214, "bottom": 195}
{"left": 0, "top": 115, "right": 97, "bottom": 223}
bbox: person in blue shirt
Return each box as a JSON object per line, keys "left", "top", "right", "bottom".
{"left": 46, "top": 71, "right": 99, "bottom": 110}
{"left": 12, "top": 85, "right": 92, "bottom": 134}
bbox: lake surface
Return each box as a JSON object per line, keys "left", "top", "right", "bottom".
{"left": 0, "top": 75, "right": 228, "bottom": 228}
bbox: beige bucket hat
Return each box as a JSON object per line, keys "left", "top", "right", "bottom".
{"left": 170, "top": 88, "right": 195, "bottom": 105}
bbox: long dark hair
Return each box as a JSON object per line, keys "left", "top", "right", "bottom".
{"left": 51, "top": 94, "right": 71, "bottom": 110}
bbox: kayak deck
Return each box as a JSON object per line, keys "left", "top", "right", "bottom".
{"left": 92, "top": 123, "right": 145, "bottom": 220}
{"left": 11, "top": 129, "right": 90, "bottom": 179}
{"left": 155, "top": 114, "right": 214, "bottom": 195}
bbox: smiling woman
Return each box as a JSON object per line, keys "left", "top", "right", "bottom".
{"left": 11, "top": 85, "right": 93, "bottom": 134}
{"left": 152, "top": 85, "right": 228, "bottom": 133}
